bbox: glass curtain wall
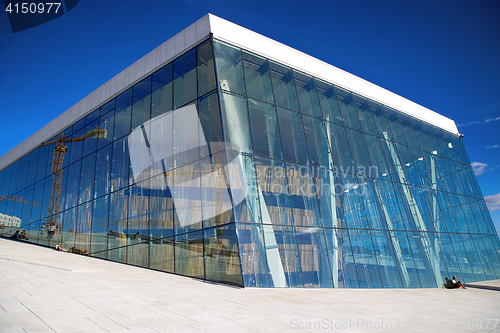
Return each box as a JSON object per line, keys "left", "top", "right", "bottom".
{"left": 1, "top": 37, "right": 499, "bottom": 288}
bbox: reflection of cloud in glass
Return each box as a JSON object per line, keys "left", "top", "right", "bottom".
{"left": 128, "top": 104, "right": 246, "bottom": 227}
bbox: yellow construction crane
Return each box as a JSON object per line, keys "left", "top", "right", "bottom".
{"left": 42, "top": 125, "right": 107, "bottom": 233}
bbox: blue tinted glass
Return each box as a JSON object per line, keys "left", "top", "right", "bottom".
{"left": 315, "top": 79, "right": 343, "bottom": 125}
{"left": 269, "top": 61, "right": 299, "bottom": 111}
{"left": 263, "top": 224, "right": 303, "bottom": 287}
{"left": 336, "top": 172, "right": 368, "bottom": 229}
{"left": 385, "top": 107, "right": 407, "bottom": 145}
{"left": 324, "top": 122, "right": 355, "bottom": 174}
{"left": 389, "top": 232, "right": 420, "bottom": 288}
{"left": 204, "top": 224, "right": 243, "bottom": 286}
{"left": 173, "top": 49, "right": 197, "bottom": 109}
{"left": 220, "top": 92, "right": 252, "bottom": 153}
{"left": 399, "top": 114, "right": 419, "bottom": 150}
{"left": 334, "top": 87, "right": 361, "bottom": 131}
{"left": 110, "top": 136, "right": 131, "bottom": 192}
{"left": 294, "top": 71, "right": 321, "bottom": 118}
{"left": 172, "top": 160, "right": 202, "bottom": 234}
{"left": 127, "top": 179, "right": 149, "bottom": 267}
{"left": 371, "top": 230, "right": 404, "bottom": 288}
{"left": 114, "top": 88, "right": 133, "bottom": 140}
{"left": 317, "top": 168, "right": 341, "bottom": 228}
{"left": 369, "top": 100, "right": 393, "bottom": 141}
{"left": 285, "top": 163, "right": 322, "bottom": 227}
{"left": 276, "top": 108, "right": 308, "bottom": 165}
{"left": 353, "top": 94, "right": 377, "bottom": 136}
{"left": 448, "top": 233, "right": 475, "bottom": 282}
{"left": 248, "top": 99, "right": 282, "bottom": 160}
{"left": 79, "top": 153, "right": 96, "bottom": 204}
{"left": 296, "top": 227, "right": 333, "bottom": 288}
{"left": 324, "top": 228, "right": 359, "bottom": 288}
{"left": 348, "top": 229, "right": 383, "bottom": 288}
{"left": 345, "top": 128, "right": 371, "bottom": 175}
{"left": 375, "top": 179, "right": 407, "bottom": 230}
{"left": 199, "top": 91, "right": 224, "bottom": 158}
{"left": 254, "top": 157, "right": 293, "bottom": 226}
{"left": 132, "top": 76, "right": 152, "bottom": 130}
{"left": 213, "top": 40, "right": 245, "bottom": 95}
{"left": 152, "top": 63, "right": 173, "bottom": 118}
{"left": 197, "top": 39, "right": 216, "bottom": 97}
{"left": 302, "top": 115, "right": 331, "bottom": 169}
{"left": 175, "top": 231, "right": 204, "bottom": 279}
{"left": 236, "top": 223, "right": 270, "bottom": 287}
{"left": 91, "top": 194, "right": 109, "bottom": 258}
{"left": 472, "top": 234, "right": 496, "bottom": 280}
{"left": 242, "top": 51, "right": 273, "bottom": 104}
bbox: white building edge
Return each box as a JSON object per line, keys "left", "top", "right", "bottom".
{"left": 0, "top": 13, "right": 459, "bottom": 170}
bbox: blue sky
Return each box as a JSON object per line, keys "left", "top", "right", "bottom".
{"left": 1, "top": 0, "right": 499, "bottom": 233}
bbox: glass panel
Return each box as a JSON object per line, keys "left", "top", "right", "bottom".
{"left": 110, "top": 136, "right": 131, "bottom": 192}
{"left": 353, "top": 94, "right": 377, "bottom": 136}
{"left": 461, "top": 233, "right": 486, "bottom": 281}
{"left": 173, "top": 48, "right": 197, "bottom": 108}
{"left": 302, "top": 115, "right": 331, "bottom": 169}
{"left": 100, "top": 99, "right": 115, "bottom": 116}
{"left": 484, "top": 235, "right": 500, "bottom": 278}
{"left": 198, "top": 91, "right": 224, "bottom": 158}
{"left": 61, "top": 207, "right": 77, "bottom": 250}
{"left": 242, "top": 51, "right": 273, "bottom": 104}
{"left": 358, "top": 176, "right": 385, "bottom": 230}
{"left": 336, "top": 172, "right": 368, "bottom": 229}
{"left": 385, "top": 107, "right": 407, "bottom": 145}
{"left": 277, "top": 108, "right": 308, "bottom": 165}
{"left": 439, "top": 231, "right": 464, "bottom": 282}
{"left": 334, "top": 87, "right": 361, "bottom": 131}
{"left": 324, "top": 122, "right": 355, "bottom": 175}
{"left": 114, "top": 88, "right": 133, "bottom": 140}
{"left": 248, "top": 99, "right": 282, "bottom": 160}
{"left": 173, "top": 103, "right": 200, "bottom": 168}
{"left": 94, "top": 144, "right": 112, "bottom": 199}
{"left": 285, "top": 163, "right": 322, "bottom": 227}
{"left": 127, "top": 179, "right": 149, "bottom": 267}
{"left": 213, "top": 40, "right": 245, "bottom": 95}
{"left": 371, "top": 230, "right": 404, "bottom": 288}
{"left": 173, "top": 159, "right": 202, "bottom": 234}
{"left": 149, "top": 174, "right": 174, "bottom": 273}
{"left": 98, "top": 108, "right": 114, "bottom": 150}
{"left": 79, "top": 153, "right": 95, "bottom": 204}
{"left": 35, "top": 145, "right": 49, "bottom": 183}
{"left": 82, "top": 119, "right": 100, "bottom": 157}
{"left": 220, "top": 92, "right": 252, "bottom": 153}
{"left": 132, "top": 76, "right": 152, "bottom": 130}
{"left": 65, "top": 160, "right": 81, "bottom": 209}
{"left": 472, "top": 234, "right": 496, "bottom": 280}
{"left": 254, "top": 157, "right": 292, "bottom": 225}
{"left": 348, "top": 229, "right": 383, "bottom": 288}
{"left": 263, "top": 224, "right": 303, "bottom": 287}
{"left": 399, "top": 114, "right": 419, "bottom": 150}
{"left": 269, "top": 61, "right": 299, "bottom": 111}
{"left": 323, "top": 228, "right": 358, "bottom": 288}
{"left": 73, "top": 117, "right": 85, "bottom": 132}
{"left": 369, "top": 100, "right": 393, "bottom": 141}
{"left": 175, "top": 230, "right": 204, "bottom": 278}
{"left": 91, "top": 194, "right": 109, "bottom": 258}
{"left": 315, "top": 79, "right": 343, "bottom": 125}
{"left": 25, "top": 150, "right": 39, "bottom": 188}
{"left": 294, "top": 71, "right": 321, "bottom": 118}
{"left": 345, "top": 128, "right": 371, "bottom": 176}
{"left": 152, "top": 63, "right": 173, "bottom": 118}
{"left": 296, "top": 226, "right": 333, "bottom": 288}
{"left": 317, "top": 168, "right": 341, "bottom": 228}
{"left": 375, "top": 180, "right": 406, "bottom": 231}
{"left": 74, "top": 202, "right": 92, "bottom": 254}
{"left": 204, "top": 224, "right": 243, "bottom": 286}
{"left": 389, "top": 231, "right": 421, "bottom": 288}
{"left": 16, "top": 155, "right": 30, "bottom": 193}
{"left": 200, "top": 152, "right": 234, "bottom": 228}
{"left": 447, "top": 233, "right": 475, "bottom": 283}
{"left": 85, "top": 108, "right": 100, "bottom": 125}
{"left": 148, "top": 108, "right": 173, "bottom": 177}
{"left": 8, "top": 161, "right": 21, "bottom": 197}
{"left": 413, "top": 120, "right": 432, "bottom": 154}
{"left": 108, "top": 189, "right": 129, "bottom": 257}
{"left": 226, "top": 151, "right": 260, "bottom": 224}
{"left": 236, "top": 223, "right": 269, "bottom": 287}
{"left": 197, "top": 39, "right": 216, "bottom": 96}
{"left": 364, "top": 134, "right": 391, "bottom": 180}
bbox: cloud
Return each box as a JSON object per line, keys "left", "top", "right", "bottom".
{"left": 486, "top": 145, "right": 500, "bottom": 149}
{"left": 471, "top": 162, "right": 488, "bottom": 175}
{"left": 458, "top": 116, "right": 500, "bottom": 127}
{"left": 484, "top": 193, "right": 500, "bottom": 212}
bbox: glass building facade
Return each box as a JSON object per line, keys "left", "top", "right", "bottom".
{"left": 1, "top": 30, "right": 499, "bottom": 288}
